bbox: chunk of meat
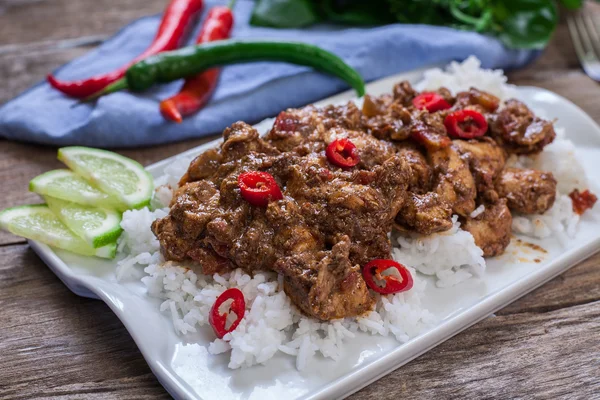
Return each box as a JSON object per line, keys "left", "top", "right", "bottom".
{"left": 363, "top": 102, "right": 413, "bottom": 141}
{"left": 266, "top": 102, "right": 363, "bottom": 152}
{"left": 452, "top": 138, "right": 506, "bottom": 196}
{"left": 181, "top": 122, "right": 279, "bottom": 187}
{"left": 274, "top": 237, "right": 374, "bottom": 320}
{"left": 286, "top": 154, "right": 410, "bottom": 266}
{"left": 490, "top": 99, "right": 556, "bottom": 154}
{"left": 363, "top": 84, "right": 456, "bottom": 146}
{"left": 393, "top": 80, "right": 417, "bottom": 106}
{"left": 362, "top": 94, "right": 393, "bottom": 117}
{"left": 179, "top": 149, "right": 222, "bottom": 185}
{"left": 369, "top": 156, "right": 412, "bottom": 215}
{"left": 393, "top": 142, "right": 452, "bottom": 234}
{"left": 454, "top": 88, "right": 500, "bottom": 113}
{"left": 435, "top": 87, "right": 454, "bottom": 105}
{"left": 221, "top": 121, "right": 280, "bottom": 162}
{"left": 411, "top": 110, "right": 452, "bottom": 150}
{"left": 319, "top": 102, "right": 364, "bottom": 130}
{"left": 151, "top": 180, "right": 234, "bottom": 274}
{"left": 322, "top": 127, "right": 398, "bottom": 169}
{"left": 495, "top": 168, "right": 557, "bottom": 214}
{"left": 395, "top": 142, "right": 432, "bottom": 191}
{"left": 266, "top": 108, "right": 318, "bottom": 152}
{"left": 395, "top": 192, "right": 453, "bottom": 235}
{"left": 428, "top": 143, "right": 477, "bottom": 216}
{"left": 227, "top": 198, "right": 320, "bottom": 273}
{"left": 462, "top": 199, "right": 512, "bottom": 257}
{"left": 266, "top": 103, "right": 398, "bottom": 170}
{"left": 270, "top": 125, "right": 398, "bottom": 171}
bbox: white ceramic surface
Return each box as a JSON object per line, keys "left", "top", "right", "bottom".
{"left": 30, "top": 68, "right": 600, "bottom": 400}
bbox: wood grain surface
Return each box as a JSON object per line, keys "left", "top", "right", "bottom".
{"left": 0, "top": 1, "right": 599, "bottom": 399}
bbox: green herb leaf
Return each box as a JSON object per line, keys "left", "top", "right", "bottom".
{"left": 559, "top": 0, "right": 583, "bottom": 10}
{"left": 493, "top": 0, "right": 557, "bottom": 49}
{"left": 248, "top": 0, "right": 568, "bottom": 50}
{"left": 320, "top": 0, "right": 393, "bottom": 25}
{"left": 250, "top": 0, "right": 320, "bottom": 28}
{"left": 389, "top": 0, "right": 453, "bottom": 26}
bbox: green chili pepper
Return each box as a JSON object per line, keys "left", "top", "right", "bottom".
{"left": 88, "top": 39, "right": 365, "bottom": 100}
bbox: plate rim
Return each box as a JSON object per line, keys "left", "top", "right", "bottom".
{"left": 28, "top": 70, "right": 600, "bottom": 400}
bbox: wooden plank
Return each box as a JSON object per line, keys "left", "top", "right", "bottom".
{"left": 0, "top": 46, "right": 91, "bottom": 105}
{"left": 0, "top": 141, "right": 61, "bottom": 245}
{"left": 0, "top": 0, "right": 162, "bottom": 104}
{"left": 0, "top": 0, "right": 165, "bottom": 46}
{"left": 498, "top": 253, "right": 600, "bottom": 315}
{"left": 0, "top": 244, "right": 169, "bottom": 399}
{"left": 351, "top": 301, "right": 600, "bottom": 400}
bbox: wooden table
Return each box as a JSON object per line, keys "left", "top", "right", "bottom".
{"left": 1, "top": 1, "right": 599, "bottom": 398}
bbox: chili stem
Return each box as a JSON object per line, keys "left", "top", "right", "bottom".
{"left": 81, "top": 78, "right": 129, "bottom": 103}
{"left": 227, "top": 0, "right": 237, "bottom": 9}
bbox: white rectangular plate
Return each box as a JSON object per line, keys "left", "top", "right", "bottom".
{"left": 30, "top": 67, "right": 600, "bottom": 400}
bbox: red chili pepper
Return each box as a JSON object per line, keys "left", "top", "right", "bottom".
{"left": 273, "top": 111, "right": 299, "bottom": 133}
{"left": 160, "top": 69, "right": 220, "bottom": 123}
{"left": 569, "top": 189, "right": 597, "bottom": 215}
{"left": 444, "top": 109, "right": 488, "bottom": 139}
{"left": 47, "top": 0, "right": 204, "bottom": 99}
{"left": 362, "top": 259, "right": 413, "bottom": 295}
{"left": 326, "top": 139, "right": 360, "bottom": 168}
{"left": 160, "top": 3, "right": 235, "bottom": 122}
{"left": 238, "top": 171, "right": 283, "bottom": 207}
{"left": 412, "top": 92, "right": 451, "bottom": 112}
{"left": 209, "top": 288, "right": 245, "bottom": 339}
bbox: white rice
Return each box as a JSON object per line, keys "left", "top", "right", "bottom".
{"left": 511, "top": 194, "right": 580, "bottom": 244}
{"left": 509, "top": 128, "right": 587, "bottom": 194}
{"left": 116, "top": 57, "right": 590, "bottom": 370}
{"left": 155, "top": 155, "right": 194, "bottom": 190}
{"left": 470, "top": 204, "right": 486, "bottom": 218}
{"left": 417, "top": 56, "right": 519, "bottom": 101}
{"left": 506, "top": 127, "right": 587, "bottom": 241}
{"left": 395, "top": 216, "right": 485, "bottom": 288}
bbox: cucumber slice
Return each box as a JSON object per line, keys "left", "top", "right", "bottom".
{"left": 0, "top": 205, "right": 116, "bottom": 259}
{"left": 44, "top": 196, "right": 122, "bottom": 248}
{"left": 29, "top": 169, "right": 126, "bottom": 211}
{"left": 58, "top": 147, "right": 154, "bottom": 210}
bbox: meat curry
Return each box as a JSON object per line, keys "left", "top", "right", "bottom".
{"left": 152, "top": 81, "right": 558, "bottom": 321}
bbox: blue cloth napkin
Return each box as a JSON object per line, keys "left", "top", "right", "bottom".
{"left": 0, "top": 0, "right": 538, "bottom": 148}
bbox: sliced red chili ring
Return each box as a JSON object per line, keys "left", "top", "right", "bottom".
{"left": 238, "top": 171, "right": 283, "bottom": 207}
{"left": 326, "top": 138, "right": 360, "bottom": 168}
{"left": 444, "top": 109, "right": 488, "bottom": 139}
{"left": 209, "top": 288, "right": 246, "bottom": 339}
{"left": 362, "top": 259, "right": 413, "bottom": 295}
{"left": 412, "top": 92, "right": 452, "bottom": 112}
